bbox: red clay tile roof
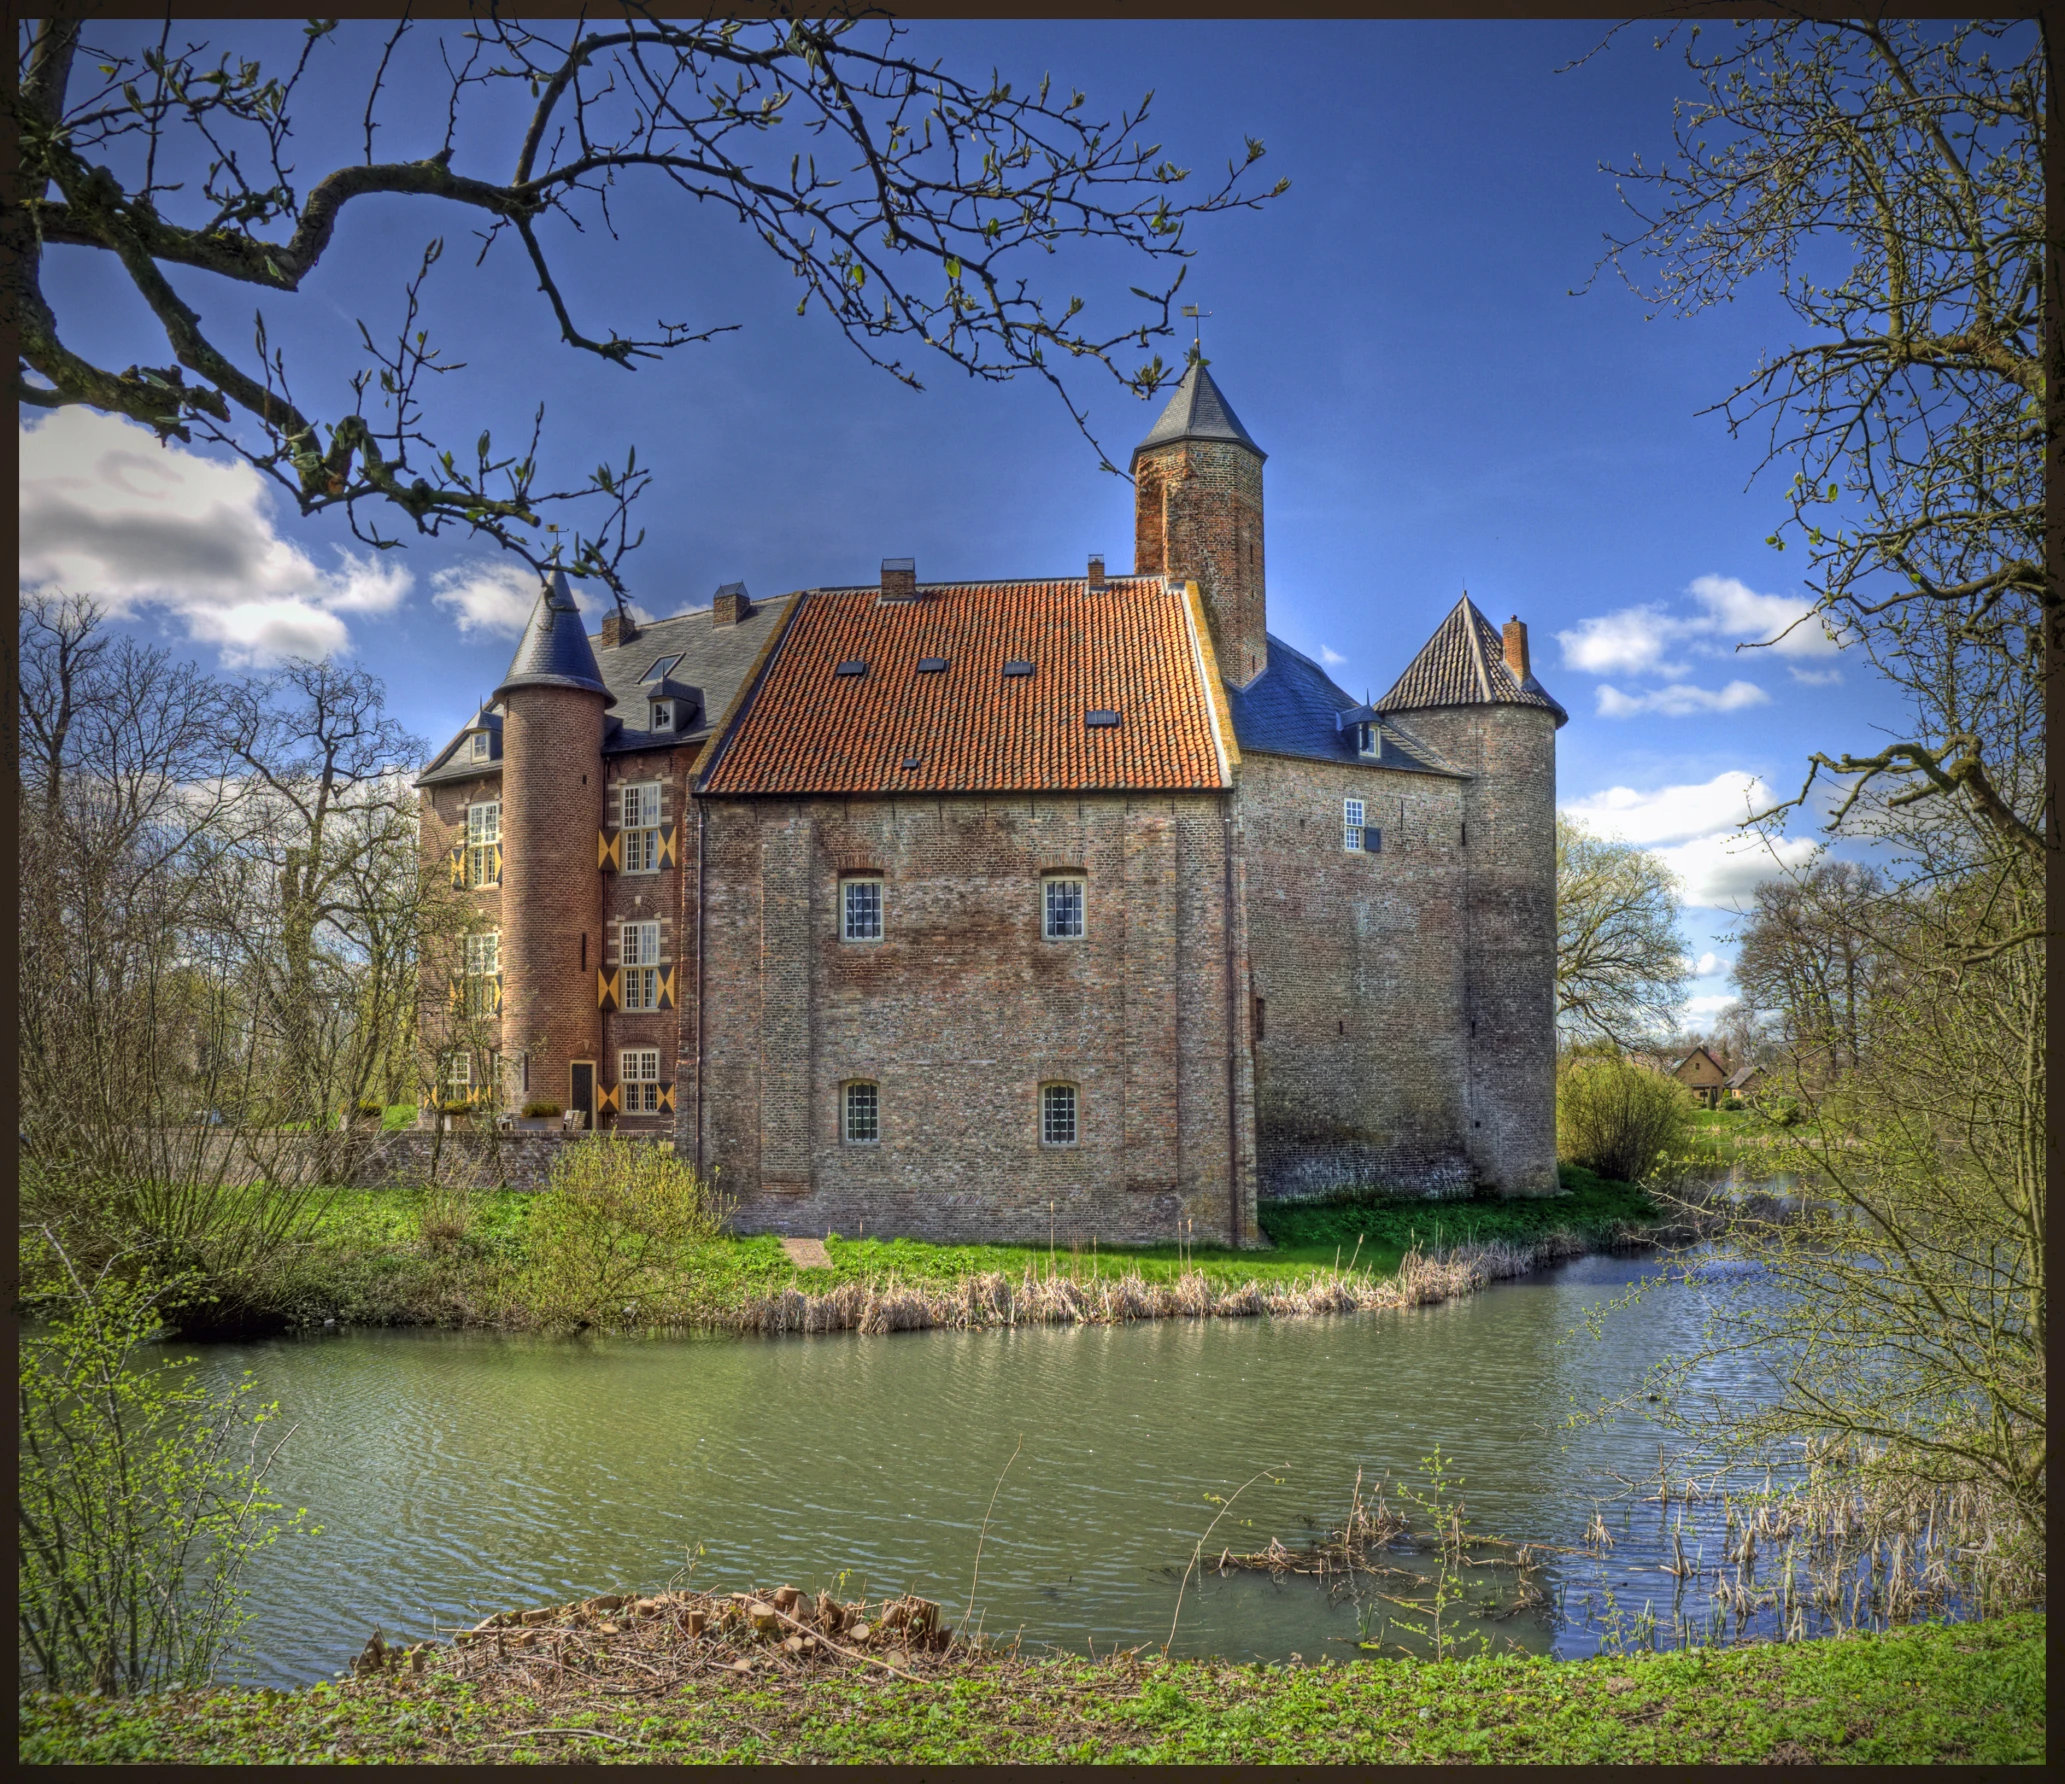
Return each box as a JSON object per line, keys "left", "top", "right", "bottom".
{"left": 700, "top": 579, "right": 1229, "bottom": 795}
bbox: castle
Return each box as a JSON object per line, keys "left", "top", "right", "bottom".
{"left": 417, "top": 359, "right": 1566, "bottom": 1245}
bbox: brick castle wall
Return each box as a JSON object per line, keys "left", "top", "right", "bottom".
{"left": 1385, "top": 704, "right": 1559, "bottom": 1195}
{"left": 1234, "top": 750, "right": 1478, "bottom": 1199}
{"left": 601, "top": 752, "right": 692, "bottom": 1128}
{"left": 695, "top": 791, "right": 1257, "bottom": 1247}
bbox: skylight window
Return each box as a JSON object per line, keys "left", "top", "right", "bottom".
{"left": 643, "top": 654, "right": 682, "bottom": 682}
{"left": 1085, "top": 710, "right": 1121, "bottom": 729}
{"left": 835, "top": 659, "right": 868, "bottom": 677}
{"left": 1002, "top": 659, "right": 1034, "bottom": 678}
{"left": 916, "top": 656, "right": 948, "bottom": 673}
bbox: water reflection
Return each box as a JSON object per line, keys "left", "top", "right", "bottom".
{"left": 181, "top": 1250, "right": 1871, "bottom": 1686}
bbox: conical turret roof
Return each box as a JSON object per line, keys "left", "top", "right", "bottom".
{"left": 493, "top": 570, "right": 614, "bottom": 703}
{"left": 1374, "top": 596, "right": 1567, "bottom": 727}
{"left": 1132, "top": 358, "right": 1264, "bottom": 462}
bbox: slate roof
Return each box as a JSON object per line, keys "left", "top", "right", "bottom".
{"left": 1133, "top": 360, "right": 1265, "bottom": 462}
{"left": 1375, "top": 596, "right": 1569, "bottom": 727}
{"left": 419, "top": 589, "right": 795, "bottom": 786}
{"left": 698, "top": 579, "right": 1228, "bottom": 796}
{"left": 1226, "top": 636, "right": 1460, "bottom": 776}
{"left": 493, "top": 570, "right": 612, "bottom": 702}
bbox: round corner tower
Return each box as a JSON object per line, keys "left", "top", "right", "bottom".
{"left": 1375, "top": 600, "right": 1565, "bottom": 1196}
{"left": 494, "top": 572, "right": 611, "bottom": 1120}
{"left": 1132, "top": 359, "right": 1269, "bottom": 687}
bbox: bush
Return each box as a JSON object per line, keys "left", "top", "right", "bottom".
{"left": 524, "top": 1138, "right": 731, "bottom": 1326}
{"left": 17, "top": 1232, "right": 311, "bottom": 1694}
{"left": 1556, "top": 1052, "right": 1694, "bottom": 1184}
{"left": 520, "top": 1100, "right": 562, "bottom": 1119}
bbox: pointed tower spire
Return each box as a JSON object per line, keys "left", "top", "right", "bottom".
{"left": 493, "top": 570, "right": 614, "bottom": 703}
{"left": 1132, "top": 357, "right": 1269, "bottom": 687}
{"left": 1374, "top": 595, "right": 1566, "bottom": 727}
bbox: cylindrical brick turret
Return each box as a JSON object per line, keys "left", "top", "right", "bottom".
{"left": 500, "top": 686, "right": 606, "bottom": 1115}
{"left": 491, "top": 572, "right": 613, "bottom": 1120}
{"left": 1132, "top": 359, "right": 1269, "bottom": 687}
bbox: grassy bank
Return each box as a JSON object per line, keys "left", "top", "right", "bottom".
{"left": 19, "top": 1609, "right": 2043, "bottom": 1764}
{"left": 214, "top": 1167, "right": 1662, "bottom": 1334}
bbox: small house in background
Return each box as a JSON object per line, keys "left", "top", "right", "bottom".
{"left": 1724, "top": 1064, "right": 1766, "bottom": 1101}
{"left": 1671, "top": 1046, "right": 1731, "bottom": 1109}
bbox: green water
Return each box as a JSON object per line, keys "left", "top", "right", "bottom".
{"left": 186, "top": 1252, "right": 1757, "bottom": 1686}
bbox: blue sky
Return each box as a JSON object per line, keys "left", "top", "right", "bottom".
{"left": 21, "top": 16, "right": 1931, "bottom": 1025}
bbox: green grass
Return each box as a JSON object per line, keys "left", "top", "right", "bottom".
{"left": 17, "top": 1612, "right": 2044, "bottom": 1764}
{"left": 242, "top": 1165, "right": 1664, "bottom": 1334}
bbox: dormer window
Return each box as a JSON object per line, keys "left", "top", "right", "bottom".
{"left": 470, "top": 731, "right": 491, "bottom": 762}
{"left": 650, "top": 699, "right": 673, "bottom": 732}
{"left": 1355, "top": 722, "right": 1380, "bottom": 759}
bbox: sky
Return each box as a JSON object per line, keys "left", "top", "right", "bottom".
{"left": 19, "top": 15, "right": 1940, "bottom": 1027}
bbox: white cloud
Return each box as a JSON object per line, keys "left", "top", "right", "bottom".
{"left": 1595, "top": 679, "right": 1770, "bottom": 718}
{"left": 1690, "top": 951, "right": 1729, "bottom": 979}
{"left": 19, "top": 408, "right": 410, "bottom": 665}
{"left": 432, "top": 560, "right": 545, "bottom": 637}
{"left": 1654, "top": 830, "right": 1818, "bottom": 908}
{"left": 1681, "top": 993, "right": 1738, "bottom": 1021}
{"left": 1686, "top": 574, "right": 1838, "bottom": 658}
{"left": 1555, "top": 605, "right": 1679, "bottom": 676}
{"left": 1787, "top": 664, "right": 1843, "bottom": 686}
{"left": 1563, "top": 770, "right": 1775, "bottom": 846}
{"left": 1319, "top": 645, "right": 1349, "bottom": 669}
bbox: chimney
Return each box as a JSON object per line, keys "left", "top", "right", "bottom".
{"left": 599, "top": 605, "right": 636, "bottom": 649}
{"left": 1087, "top": 553, "right": 1107, "bottom": 591}
{"left": 713, "top": 581, "right": 752, "bottom": 627}
{"left": 1503, "top": 616, "right": 1531, "bottom": 682}
{"left": 879, "top": 556, "right": 917, "bottom": 602}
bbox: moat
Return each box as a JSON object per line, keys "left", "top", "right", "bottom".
{"left": 189, "top": 1249, "right": 1808, "bottom": 1687}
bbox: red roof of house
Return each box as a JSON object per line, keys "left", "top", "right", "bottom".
{"left": 700, "top": 579, "right": 1229, "bottom": 796}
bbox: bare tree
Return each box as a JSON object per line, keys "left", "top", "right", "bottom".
{"left": 1594, "top": 17, "right": 2046, "bottom": 870}
{"left": 1555, "top": 815, "right": 1690, "bottom": 1051}
{"left": 11, "top": 8, "right": 1285, "bottom": 596}
{"left": 1732, "top": 857, "right": 1892, "bottom": 1087}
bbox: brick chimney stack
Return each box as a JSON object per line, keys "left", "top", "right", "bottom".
{"left": 599, "top": 604, "right": 637, "bottom": 649}
{"left": 1087, "top": 553, "right": 1107, "bottom": 591}
{"left": 713, "top": 582, "right": 753, "bottom": 626}
{"left": 880, "top": 557, "right": 917, "bottom": 602}
{"left": 1502, "top": 616, "right": 1530, "bottom": 682}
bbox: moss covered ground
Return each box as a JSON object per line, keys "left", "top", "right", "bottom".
{"left": 18, "top": 1612, "right": 2044, "bottom": 1764}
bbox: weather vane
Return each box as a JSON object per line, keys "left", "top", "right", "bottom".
{"left": 1180, "top": 303, "right": 1212, "bottom": 361}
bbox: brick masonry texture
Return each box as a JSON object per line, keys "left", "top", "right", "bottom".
{"left": 695, "top": 792, "right": 1256, "bottom": 1248}
{"left": 1135, "top": 439, "right": 1268, "bottom": 690}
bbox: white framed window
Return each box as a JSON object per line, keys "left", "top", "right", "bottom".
{"left": 1041, "top": 1083, "right": 1078, "bottom": 1147}
{"left": 650, "top": 699, "right": 673, "bottom": 732}
{"left": 1042, "top": 876, "right": 1086, "bottom": 940}
{"left": 621, "top": 920, "right": 661, "bottom": 1010}
{"left": 464, "top": 931, "right": 499, "bottom": 977}
{"left": 843, "top": 1081, "right": 879, "bottom": 1144}
{"left": 1343, "top": 798, "right": 1366, "bottom": 852}
{"left": 622, "top": 782, "right": 662, "bottom": 873}
{"left": 441, "top": 1051, "right": 471, "bottom": 1098}
{"left": 620, "top": 1048, "right": 661, "bottom": 1115}
{"left": 467, "top": 801, "right": 501, "bottom": 885}
{"left": 1354, "top": 722, "right": 1379, "bottom": 759}
{"left": 470, "top": 730, "right": 491, "bottom": 761}
{"left": 842, "top": 876, "right": 883, "bottom": 942}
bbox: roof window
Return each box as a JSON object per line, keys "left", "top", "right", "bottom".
{"left": 835, "top": 659, "right": 868, "bottom": 677}
{"left": 899, "top": 755, "right": 922, "bottom": 771}
{"left": 1002, "top": 659, "right": 1034, "bottom": 678}
{"left": 470, "top": 731, "right": 491, "bottom": 761}
{"left": 643, "top": 654, "right": 682, "bottom": 682}
{"left": 1085, "top": 710, "right": 1121, "bottom": 729}
{"left": 915, "top": 656, "right": 949, "bottom": 674}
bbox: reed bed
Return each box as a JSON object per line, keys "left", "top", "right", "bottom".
{"left": 722, "top": 1235, "right": 1577, "bottom": 1338}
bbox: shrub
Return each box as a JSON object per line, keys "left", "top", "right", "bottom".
{"left": 521, "top": 1100, "right": 562, "bottom": 1119}
{"left": 1556, "top": 1051, "right": 1694, "bottom": 1184}
{"left": 524, "top": 1139, "right": 731, "bottom": 1326}
{"left": 17, "top": 1232, "right": 311, "bottom": 1695}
